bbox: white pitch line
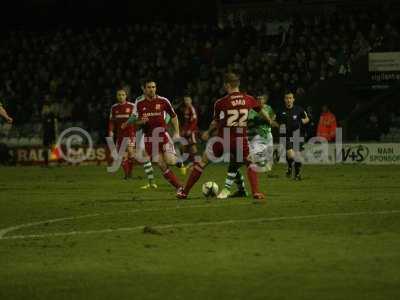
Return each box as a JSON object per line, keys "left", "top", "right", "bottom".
{"left": 0, "top": 201, "right": 252, "bottom": 239}
{"left": 1, "top": 209, "right": 400, "bottom": 241}
{"left": 0, "top": 213, "right": 101, "bottom": 239}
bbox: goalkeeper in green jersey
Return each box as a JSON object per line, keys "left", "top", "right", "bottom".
{"left": 217, "top": 94, "right": 275, "bottom": 199}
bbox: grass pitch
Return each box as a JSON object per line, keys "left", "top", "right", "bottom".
{"left": 0, "top": 164, "right": 399, "bottom": 300}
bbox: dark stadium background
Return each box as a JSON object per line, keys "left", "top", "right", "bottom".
{"left": 1, "top": 2, "right": 400, "bottom": 300}
{"left": 0, "top": 0, "right": 400, "bottom": 164}
{"left": 0, "top": 0, "right": 217, "bottom": 26}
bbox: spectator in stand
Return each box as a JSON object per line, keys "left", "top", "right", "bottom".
{"left": 317, "top": 105, "right": 337, "bottom": 142}
{"left": 0, "top": 100, "right": 13, "bottom": 124}
{"left": 0, "top": 8, "right": 399, "bottom": 136}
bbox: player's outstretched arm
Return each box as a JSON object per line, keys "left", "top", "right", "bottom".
{"left": 201, "top": 120, "right": 218, "bottom": 141}
{"left": 125, "top": 115, "right": 148, "bottom": 126}
{"left": 259, "top": 109, "right": 279, "bottom": 128}
{"left": 171, "top": 116, "right": 180, "bottom": 139}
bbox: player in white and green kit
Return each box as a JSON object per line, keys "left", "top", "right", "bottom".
{"left": 217, "top": 94, "right": 275, "bottom": 199}
{"left": 248, "top": 94, "right": 275, "bottom": 172}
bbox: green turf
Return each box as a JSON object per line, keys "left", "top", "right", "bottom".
{"left": 0, "top": 164, "right": 399, "bottom": 300}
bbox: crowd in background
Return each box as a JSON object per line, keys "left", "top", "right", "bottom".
{"left": 0, "top": 8, "right": 399, "bottom": 143}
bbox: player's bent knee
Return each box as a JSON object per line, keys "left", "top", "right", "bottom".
{"left": 164, "top": 153, "right": 177, "bottom": 166}
{"left": 287, "top": 149, "right": 295, "bottom": 159}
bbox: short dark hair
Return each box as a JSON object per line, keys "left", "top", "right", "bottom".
{"left": 141, "top": 79, "right": 156, "bottom": 87}
{"left": 116, "top": 87, "right": 128, "bottom": 94}
{"left": 284, "top": 90, "right": 294, "bottom": 97}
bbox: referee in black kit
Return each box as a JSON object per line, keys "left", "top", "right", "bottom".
{"left": 276, "top": 91, "right": 309, "bottom": 180}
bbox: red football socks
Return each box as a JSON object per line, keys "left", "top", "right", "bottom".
{"left": 163, "top": 169, "right": 181, "bottom": 189}
{"left": 184, "top": 163, "right": 204, "bottom": 194}
{"left": 128, "top": 158, "right": 134, "bottom": 176}
{"left": 122, "top": 159, "right": 131, "bottom": 177}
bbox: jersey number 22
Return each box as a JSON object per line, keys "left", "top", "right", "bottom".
{"left": 226, "top": 109, "right": 248, "bottom": 127}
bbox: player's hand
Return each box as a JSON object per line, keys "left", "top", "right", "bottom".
{"left": 140, "top": 116, "right": 149, "bottom": 124}
{"left": 5, "top": 116, "right": 13, "bottom": 124}
{"left": 108, "top": 131, "right": 114, "bottom": 137}
{"left": 121, "top": 122, "right": 127, "bottom": 130}
{"left": 136, "top": 117, "right": 149, "bottom": 126}
{"left": 201, "top": 130, "right": 210, "bottom": 141}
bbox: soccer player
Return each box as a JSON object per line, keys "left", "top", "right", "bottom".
{"left": 125, "top": 79, "right": 182, "bottom": 191}
{"left": 0, "top": 101, "right": 13, "bottom": 123}
{"left": 249, "top": 94, "right": 275, "bottom": 171}
{"left": 132, "top": 94, "right": 159, "bottom": 189}
{"left": 218, "top": 93, "right": 276, "bottom": 199}
{"left": 177, "top": 72, "right": 277, "bottom": 201}
{"left": 179, "top": 95, "right": 199, "bottom": 170}
{"left": 41, "top": 102, "right": 58, "bottom": 167}
{"left": 109, "top": 88, "right": 157, "bottom": 187}
{"left": 276, "top": 91, "right": 309, "bottom": 180}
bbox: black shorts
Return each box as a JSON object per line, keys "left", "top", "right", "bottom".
{"left": 285, "top": 137, "right": 305, "bottom": 152}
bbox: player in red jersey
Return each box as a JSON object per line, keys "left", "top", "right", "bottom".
{"left": 125, "top": 79, "right": 182, "bottom": 191}
{"left": 179, "top": 96, "right": 199, "bottom": 171}
{"left": 176, "top": 72, "right": 278, "bottom": 201}
{"left": 108, "top": 88, "right": 157, "bottom": 187}
{"left": 108, "top": 88, "right": 136, "bottom": 179}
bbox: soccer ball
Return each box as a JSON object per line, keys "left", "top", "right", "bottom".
{"left": 202, "top": 181, "right": 219, "bottom": 198}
